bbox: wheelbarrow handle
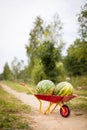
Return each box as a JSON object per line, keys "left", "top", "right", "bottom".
{"left": 20, "top": 82, "right": 34, "bottom": 95}
{"left": 20, "top": 82, "right": 43, "bottom": 114}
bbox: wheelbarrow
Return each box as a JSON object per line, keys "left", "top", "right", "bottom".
{"left": 20, "top": 82, "right": 77, "bottom": 117}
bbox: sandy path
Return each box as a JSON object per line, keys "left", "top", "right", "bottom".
{"left": 1, "top": 84, "right": 87, "bottom": 130}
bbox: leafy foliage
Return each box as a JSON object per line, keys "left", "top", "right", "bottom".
{"left": 78, "top": 3, "right": 87, "bottom": 41}
{"left": 11, "top": 57, "right": 24, "bottom": 80}
{"left": 3, "top": 63, "right": 13, "bottom": 80}
{"left": 38, "top": 41, "right": 61, "bottom": 82}
{"left": 70, "top": 75, "right": 87, "bottom": 89}
{"left": 64, "top": 39, "right": 87, "bottom": 76}
{"left": 25, "top": 14, "right": 64, "bottom": 83}
{"left": 31, "top": 59, "right": 46, "bottom": 84}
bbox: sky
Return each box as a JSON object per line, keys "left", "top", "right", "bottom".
{"left": 0, "top": 0, "right": 86, "bottom": 73}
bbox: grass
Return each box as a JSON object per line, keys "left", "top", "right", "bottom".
{"left": 67, "top": 88, "right": 87, "bottom": 114}
{"left": 67, "top": 97, "right": 87, "bottom": 114}
{"left": 70, "top": 75, "right": 87, "bottom": 89}
{"left": 0, "top": 86, "right": 33, "bottom": 130}
{"left": 75, "top": 89, "right": 87, "bottom": 96}
{"left": 2, "top": 80, "right": 36, "bottom": 94}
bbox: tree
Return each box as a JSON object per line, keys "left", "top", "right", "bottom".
{"left": 11, "top": 57, "right": 24, "bottom": 80}
{"left": 3, "top": 63, "right": 13, "bottom": 80}
{"left": 78, "top": 3, "right": 87, "bottom": 41}
{"left": 25, "top": 16, "right": 44, "bottom": 77}
{"left": 64, "top": 39, "right": 87, "bottom": 76}
{"left": 26, "top": 16, "right": 44, "bottom": 62}
{"left": 26, "top": 14, "right": 63, "bottom": 83}
{"left": 64, "top": 3, "right": 87, "bottom": 76}
{"left": 76, "top": 3, "right": 87, "bottom": 61}
{"left": 44, "top": 13, "right": 63, "bottom": 46}
{"left": 38, "top": 41, "right": 61, "bottom": 82}
{"left": 0, "top": 73, "right": 3, "bottom": 80}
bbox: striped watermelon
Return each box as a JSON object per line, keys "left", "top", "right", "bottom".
{"left": 54, "top": 81, "right": 73, "bottom": 96}
{"left": 36, "top": 80, "right": 55, "bottom": 95}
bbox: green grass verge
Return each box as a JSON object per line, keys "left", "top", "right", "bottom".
{"left": 67, "top": 97, "right": 87, "bottom": 114}
{"left": 67, "top": 89, "right": 87, "bottom": 114}
{"left": 75, "top": 89, "right": 87, "bottom": 96}
{"left": 70, "top": 75, "right": 87, "bottom": 88}
{"left": 2, "top": 80, "right": 36, "bottom": 94}
{"left": 0, "top": 86, "right": 32, "bottom": 130}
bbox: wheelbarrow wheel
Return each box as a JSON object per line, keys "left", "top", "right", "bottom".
{"left": 60, "top": 105, "right": 70, "bottom": 117}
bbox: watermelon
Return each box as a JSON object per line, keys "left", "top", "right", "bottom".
{"left": 54, "top": 81, "right": 73, "bottom": 96}
{"left": 36, "top": 80, "right": 55, "bottom": 95}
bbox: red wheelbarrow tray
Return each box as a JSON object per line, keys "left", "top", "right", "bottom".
{"left": 35, "top": 94, "right": 77, "bottom": 103}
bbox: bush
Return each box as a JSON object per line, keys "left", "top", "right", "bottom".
{"left": 31, "top": 60, "right": 46, "bottom": 84}
{"left": 70, "top": 75, "right": 87, "bottom": 89}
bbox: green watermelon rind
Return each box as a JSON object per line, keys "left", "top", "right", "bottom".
{"left": 54, "top": 82, "right": 73, "bottom": 96}
{"left": 36, "top": 80, "right": 55, "bottom": 95}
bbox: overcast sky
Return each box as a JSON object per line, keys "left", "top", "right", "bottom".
{"left": 0, "top": 0, "right": 86, "bottom": 73}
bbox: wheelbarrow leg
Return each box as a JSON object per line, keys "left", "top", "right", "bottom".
{"left": 44, "top": 102, "right": 53, "bottom": 114}
{"left": 50, "top": 103, "right": 59, "bottom": 113}
{"left": 38, "top": 99, "right": 43, "bottom": 114}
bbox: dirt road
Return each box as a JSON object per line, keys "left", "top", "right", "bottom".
{"left": 1, "top": 84, "right": 87, "bottom": 130}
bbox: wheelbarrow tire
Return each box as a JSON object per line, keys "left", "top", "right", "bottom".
{"left": 60, "top": 105, "right": 70, "bottom": 117}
